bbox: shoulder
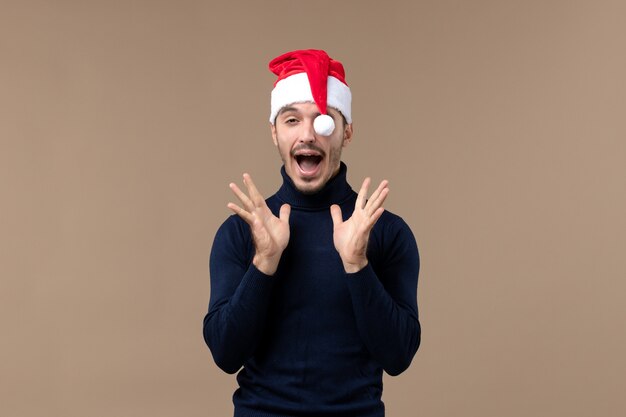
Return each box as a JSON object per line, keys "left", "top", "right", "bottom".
{"left": 212, "top": 191, "right": 282, "bottom": 250}
{"left": 372, "top": 209, "right": 415, "bottom": 240}
{"left": 216, "top": 213, "right": 248, "bottom": 238}
{"left": 212, "top": 214, "right": 252, "bottom": 255}
{"left": 369, "top": 209, "right": 419, "bottom": 265}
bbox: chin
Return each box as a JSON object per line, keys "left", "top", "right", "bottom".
{"left": 286, "top": 157, "right": 328, "bottom": 194}
{"left": 293, "top": 178, "right": 325, "bottom": 194}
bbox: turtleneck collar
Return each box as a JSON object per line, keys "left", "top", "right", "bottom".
{"left": 276, "top": 162, "right": 355, "bottom": 210}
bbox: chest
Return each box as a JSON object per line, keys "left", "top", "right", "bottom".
{"left": 272, "top": 211, "right": 348, "bottom": 309}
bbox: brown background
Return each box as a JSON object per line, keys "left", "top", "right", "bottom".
{"left": 1, "top": 1, "right": 625, "bottom": 416}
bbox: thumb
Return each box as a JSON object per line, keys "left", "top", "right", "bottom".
{"left": 330, "top": 204, "right": 343, "bottom": 227}
{"left": 279, "top": 204, "right": 291, "bottom": 223}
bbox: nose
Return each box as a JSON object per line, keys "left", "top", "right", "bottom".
{"left": 299, "top": 118, "right": 316, "bottom": 143}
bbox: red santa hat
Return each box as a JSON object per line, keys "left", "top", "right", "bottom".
{"left": 268, "top": 49, "right": 352, "bottom": 136}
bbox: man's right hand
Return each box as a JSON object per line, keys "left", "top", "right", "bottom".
{"left": 228, "top": 173, "right": 290, "bottom": 275}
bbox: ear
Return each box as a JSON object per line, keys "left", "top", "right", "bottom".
{"left": 342, "top": 123, "right": 354, "bottom": 147}
{"left": 270, "top": 123, "right": 278, "bottom": 146}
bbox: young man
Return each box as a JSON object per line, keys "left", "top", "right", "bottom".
{"left": 203, "top": 49, "right": 421, "bottom": 416}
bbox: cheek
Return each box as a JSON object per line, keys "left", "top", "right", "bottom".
{"left": 274, "top": 133, "right": 287, "bottom": 150}
{"left": 275, "top": 130, "right": 296, "bottom": 148}
{"left": 330, "top": 136, "right": 345, "bottom": 153}
{"left": 276, "top": 140, "right": 294, "bottom": 163}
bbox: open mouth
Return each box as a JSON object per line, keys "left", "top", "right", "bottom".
{"left": 295, "top": 154, "right": 323, "bottom": 175}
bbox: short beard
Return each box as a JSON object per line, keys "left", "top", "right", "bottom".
{"left": 276, "top": 136, "right": 345, "bottom": 195}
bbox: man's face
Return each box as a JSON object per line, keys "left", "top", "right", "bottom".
{"left": 271, "top": 102, "right": 353, "bottom": 194}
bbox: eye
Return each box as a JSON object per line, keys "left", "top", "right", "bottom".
{"left": 284, "top": 117, "right": 298, "bottom": 124}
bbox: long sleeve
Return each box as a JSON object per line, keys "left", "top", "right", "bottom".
{"left": 203, "top": 164, "right": 420, "bottom": 415}
{"left": 345, "top": 217, "right": 421, "bottom": 376}
{"left": 202, "top": 216, "right": 276, "bottom": 374}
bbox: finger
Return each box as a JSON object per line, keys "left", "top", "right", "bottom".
{"left": 279, "top": 204, "right": 291, "bottom": 223}
{"left": 243, "top": 173, "right": 266, "bottom": 207}
{"left": 366, "top": 187, "right": 389, "bottom": 216}
{"left": 365, "top": 180, "right": 388, "bottom": 210}
{"left": 229, "top": 182, "right": 254, "bottom": 211}
{"left": 367, "top": 207, "right": 386, "bottom": 227}
{"left": 330, "top": 204, "right": 343, "bottom": 227}
{"left": 355, "top": 177, "right": 371, "bottom": 209}
{"left": 227, "top": 202, "right": 254, "bottom": 224}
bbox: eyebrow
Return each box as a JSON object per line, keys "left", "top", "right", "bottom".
{"left": 277, "top": 106, "right": 301, "bottom": 116}
{"left": 277, "top": 106, "right": 322, "bottom": 118}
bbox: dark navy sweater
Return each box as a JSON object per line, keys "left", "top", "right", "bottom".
{"left": 203, "top": 163, "right": 420, "bottom": 416}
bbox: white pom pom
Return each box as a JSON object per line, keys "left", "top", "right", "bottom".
{"left": 314, "top": 114, "right": 335, "bottom": 136}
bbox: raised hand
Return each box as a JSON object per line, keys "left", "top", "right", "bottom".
{"left": 228, "top": 173, "right": 291, "bottom": 275}
{"left": 330, "top": 178, "right": 389, "bottom": 273}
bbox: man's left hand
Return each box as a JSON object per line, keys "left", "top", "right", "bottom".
{"left": 330, "top": 178, "right": 389, "bottom": 273}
